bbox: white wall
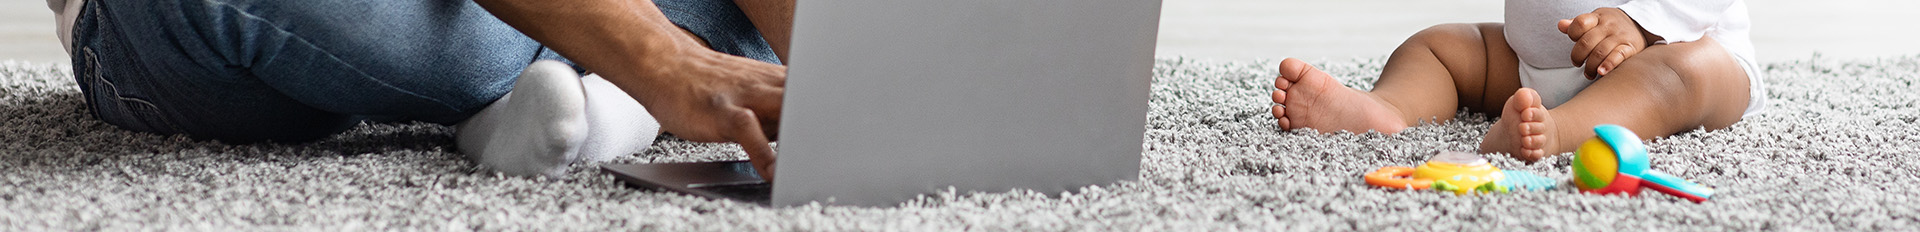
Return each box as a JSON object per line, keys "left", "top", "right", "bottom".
{"left": 1157, "top": 0, "right": 1920, "bottom": 62}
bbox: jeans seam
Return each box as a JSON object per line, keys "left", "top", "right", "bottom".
{"left": 80, "top": 47, "right": 103, "bottom": 117}
{"left": 86, "top": 44, "right": 186, "bottom": 134}
{"left": 121, "top": 98, "right": 185, "bottom": 133}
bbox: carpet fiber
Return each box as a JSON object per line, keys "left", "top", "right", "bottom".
{"left": 3, "top": 56, "right": 1918, "bottom": 230}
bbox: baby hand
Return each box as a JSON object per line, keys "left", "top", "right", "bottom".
{"left": 1558, "top": 8, "right": 1659, "bottom": 79}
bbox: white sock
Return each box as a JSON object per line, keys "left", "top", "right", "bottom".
{"left": 455, "top": 60, "right": 589, "bottom": 177}
{"left": 575, "top": 73, "right": 661, "bottom": 163}
{"left": 454, "top": 61, "right": 662, "bottom": 177}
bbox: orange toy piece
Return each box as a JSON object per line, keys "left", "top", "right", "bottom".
{"left": 1363, "top": 151, "right": 1535, "bottom": 194}
{"left": 1364, "top": 166, "right": 1433, "bottom": 190}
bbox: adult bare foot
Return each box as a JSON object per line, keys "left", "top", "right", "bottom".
{"left": 1480, "top": 88, "right": 1557, "bottom": 162}
{"left": 1270, "top": 58, "right": 1407, "bottom": 133}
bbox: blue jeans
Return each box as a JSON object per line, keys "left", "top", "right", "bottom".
{"left": 72, "top": 0, "right": 779, "bottom": 143}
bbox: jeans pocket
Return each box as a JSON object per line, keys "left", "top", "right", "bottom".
{"left": 79, "top": 47, "right": 185, "bottom": 135}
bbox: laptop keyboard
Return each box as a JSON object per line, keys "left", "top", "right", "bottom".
{"left": 695, "top": 182, "right": 772, "bottom": 203}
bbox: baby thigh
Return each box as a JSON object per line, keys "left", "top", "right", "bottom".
{"left": 1548, "top": 37, "right": 1752, "bottom": 141}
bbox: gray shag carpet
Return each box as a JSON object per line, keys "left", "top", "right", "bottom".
{"left": 3, "top": 55, "right": 1919, "bottom": 231}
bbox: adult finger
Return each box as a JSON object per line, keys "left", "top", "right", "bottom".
{"left": 764, "top": 67, "right": 789, "bottom": 86}
{"left": 726, "top": 107, "right": 779, "bottom": 182}
{"left": 751, "top": 64, "right": 788, "bottom": 140}
{"left": 752, "top": 85, "right": 785, "bottom": 140}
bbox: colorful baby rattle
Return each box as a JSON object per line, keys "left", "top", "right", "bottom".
{"left": 1363, "top": 151, "right": 1556, "bottom": 195}
{"left": 1571, "top": 124, "right": 1715, "bottom": 203}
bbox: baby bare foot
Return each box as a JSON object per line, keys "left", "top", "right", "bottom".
{"left": 1270, "top": 58, "right": 1407, "bottom": 133}
{"left": 1480, "top": 88, "right": 1556, "bottom": 162}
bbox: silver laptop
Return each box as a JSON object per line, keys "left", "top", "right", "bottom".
{"left": 603, "top": 0, "right": 1163, "bottom": 207}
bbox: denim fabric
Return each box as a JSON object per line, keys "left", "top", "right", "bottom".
{"left": 658, "top": 0, "right": 781, "bottom": 65}
{"left": 72, "top": 0, "right": 778, "bottom": 143}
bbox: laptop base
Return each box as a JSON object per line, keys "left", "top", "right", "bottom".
{"left": 601, "top": 161, "right": 771, "bottom": 204}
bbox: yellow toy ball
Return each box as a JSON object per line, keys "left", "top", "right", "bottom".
{"left": 1571, "top": 137, "right": 1618, "bottom": 191}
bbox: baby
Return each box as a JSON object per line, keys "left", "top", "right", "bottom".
{"left": 1269, "top": 0, "right": 1762, "bottom": 161}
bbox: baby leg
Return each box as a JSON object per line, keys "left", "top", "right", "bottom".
{"left": 1272, "top": 23, "right": 1523, "bottom": 133}
{"left": 1481, "top": 37, "right": 1752, "bottom": 161}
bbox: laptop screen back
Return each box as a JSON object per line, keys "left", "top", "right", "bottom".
{"left": 774, "top": 0, "right": 1163, "bottom": 206}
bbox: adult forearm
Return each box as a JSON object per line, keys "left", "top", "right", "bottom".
{"left": 473, "top": 0, "right": 692, "bottom": 79}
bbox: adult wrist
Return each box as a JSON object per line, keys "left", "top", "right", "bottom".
{"left": 608, "top": 29, "right": 709, "bottom": 85}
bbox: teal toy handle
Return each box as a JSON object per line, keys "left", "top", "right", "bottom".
{"left": 1592, "top": 124, "right": 1715, "bottom": 203}
{"left": 1638, "top": 170, "right": 1714, "bottom": 203}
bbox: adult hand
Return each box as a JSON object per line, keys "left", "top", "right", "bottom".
{"left": 628, "top": 45, "right": 786, "bottom": 181}
{"left": 1558, "top": 7, "right": 1660, "bottom": 79}
{"left": 473, "top": 0, "right": 784, "bottom": 181}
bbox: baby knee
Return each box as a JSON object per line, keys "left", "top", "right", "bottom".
{"left": 1649, "top": 44, "right": 1740, "bottom": 88}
